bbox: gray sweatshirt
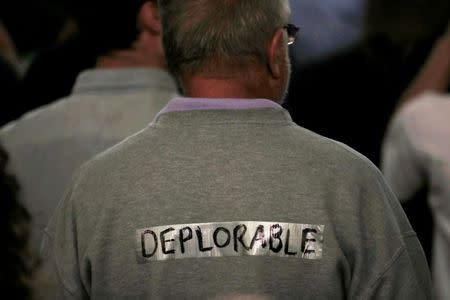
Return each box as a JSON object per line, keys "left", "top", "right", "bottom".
{"left": 42, "top": 99, "right": 431, "bottom": 299}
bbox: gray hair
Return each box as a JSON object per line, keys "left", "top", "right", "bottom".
{"left": 158, "top": 0, "right": 290, "bottom": 78}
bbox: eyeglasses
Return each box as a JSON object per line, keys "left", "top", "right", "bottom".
{"left": 283, "top": 24, "right": 300, "bottom": 45}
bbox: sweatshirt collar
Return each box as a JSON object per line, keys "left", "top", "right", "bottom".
{"left": 158, "top": 97, "right": 281, "bottom": 114}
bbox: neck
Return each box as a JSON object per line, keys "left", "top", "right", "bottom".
{"left": 96, "top": 32, "right": 167, "bottom": 70}
{"left": 182, "top": 74, "right": 278, "bottom": 102}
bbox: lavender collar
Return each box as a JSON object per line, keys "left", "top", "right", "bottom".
{"left": 158, "top": 97, "right": 281, "bottom": 115}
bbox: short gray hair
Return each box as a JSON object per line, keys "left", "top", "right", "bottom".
{"left": 158, "top": 0, "right": 290, "bottom": 78}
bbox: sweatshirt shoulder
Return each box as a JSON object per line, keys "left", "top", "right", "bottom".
{"left": 73, "top": 125, "right": 153, "bottom": 179}
{"left": 288, "top": 123, "right": 381, "bottom": 175}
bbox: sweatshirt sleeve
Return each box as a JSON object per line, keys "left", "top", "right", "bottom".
{"left": 359, "top": 232, "right": 432, "bottom": 299}
{"left": 354, "top": 166, "right": 432, "bottom": 299}
{"left": 331, "top": 141, "right": 433, "bottom": 299}
{"left": 40, "top": 170, "right": 90, "bottom": 300}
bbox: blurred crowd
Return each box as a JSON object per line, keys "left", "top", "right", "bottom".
{"left": 0, "top": 0, "right": 449, "bottom": 298}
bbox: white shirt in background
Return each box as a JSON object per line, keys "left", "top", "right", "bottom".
{"left": 382, "top": 92, "right": 450, "bottom": 300}
{"left": 0, "top": 68, "right": 178, "bottom": 250}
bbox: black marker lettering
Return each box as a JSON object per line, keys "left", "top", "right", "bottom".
{"left": 250, "top": 225, "right": 267, "bottom": 250}
{"left": 179, "top": 227, "right": 193, "bottom": 254}
{"left": 284, "top": 229, "right": 298, "bottom": 256}
{"left": 141, "top": 230, "right": 158, "bottom": 258}
{"left": 213, "top": 227, "right": 231, "bottom": 248}
{"left": 196, "top": 226, "right": 213, "bottom": 252}
{"left": 233, "top": 224, "right": 251, "bottom": 252}
{"left": 160, "top": 227, "right": 176, "bottom": 255}
{"left": 301, "top": 228, "right": 317, "bottom": 255}
{"left": 269, "top": 224, "right": 283, "bottom": 253}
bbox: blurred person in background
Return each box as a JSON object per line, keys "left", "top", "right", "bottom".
{"left": 0, "top": 0, "right": 177, "bottom": 252}
{"left": 0, "top": 0, "right": 77, "bottom": 121}
{"left": 19, "top": 0, "right": 148, "bottom": 113}
{"left": 0, "top": 144, "right": 36, "bottom": 299}
{"left": 382, "top": 25, "right": 450, "bottom": 300}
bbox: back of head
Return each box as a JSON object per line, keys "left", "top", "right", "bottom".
{"left": 67, "top": 0, "right": 143, "bottom": 56}
{"left": 158, "top": 0, "right": 290, "bottom": 79}
{"left": 0, "top": 146, "right": 34, "bottom": 299}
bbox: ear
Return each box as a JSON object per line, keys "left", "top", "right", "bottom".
{"left": 137, "top": 0, "right": 162, "bottom": 35}
{"left": 267, "top": 29, "right": 285, "bottom": 79}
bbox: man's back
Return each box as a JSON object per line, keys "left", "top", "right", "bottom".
{"left": 43, "top": 99, "right": 430, "bottom": 299}
{"left": 0, "top": 68, "right": 178, "bottom": 248}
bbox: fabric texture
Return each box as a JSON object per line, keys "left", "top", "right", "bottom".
{"left": 382, "top": 92, "right": 450, "bottom": 300}
{"left": 43, "top": 98, "right": 431, "bottom": 299}
{"left": 0, "top": 67, "right": 178, "bottom": 249}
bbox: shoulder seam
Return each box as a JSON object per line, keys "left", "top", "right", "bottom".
{"left": 42, "top": 231, "right": 78, "bottom": 298}
{"left": 361, "top": 245, "right": 406, "bottom": 298}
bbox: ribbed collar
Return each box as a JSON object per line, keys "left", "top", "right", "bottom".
{"left": 154, "top": 97, "right": 292, "bottom": 126}
{"left": 158, "top": 97, "right": 281, "bottom": 114}
{"left": 72, "top": 68, "right": 177, "bottom": 95}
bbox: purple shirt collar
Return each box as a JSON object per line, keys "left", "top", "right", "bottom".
{"left": 158, "top": 97, "right": 281, "bottom": 115}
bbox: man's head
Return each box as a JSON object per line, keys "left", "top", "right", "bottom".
{"left": 95, "top": 0, "right": 167, "bottom": 70}
{"left": 158, "top": 0, "right": 293, "bottom": 103}
{"left": 66, "top": 0, "right": 142, "bottom": 56}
